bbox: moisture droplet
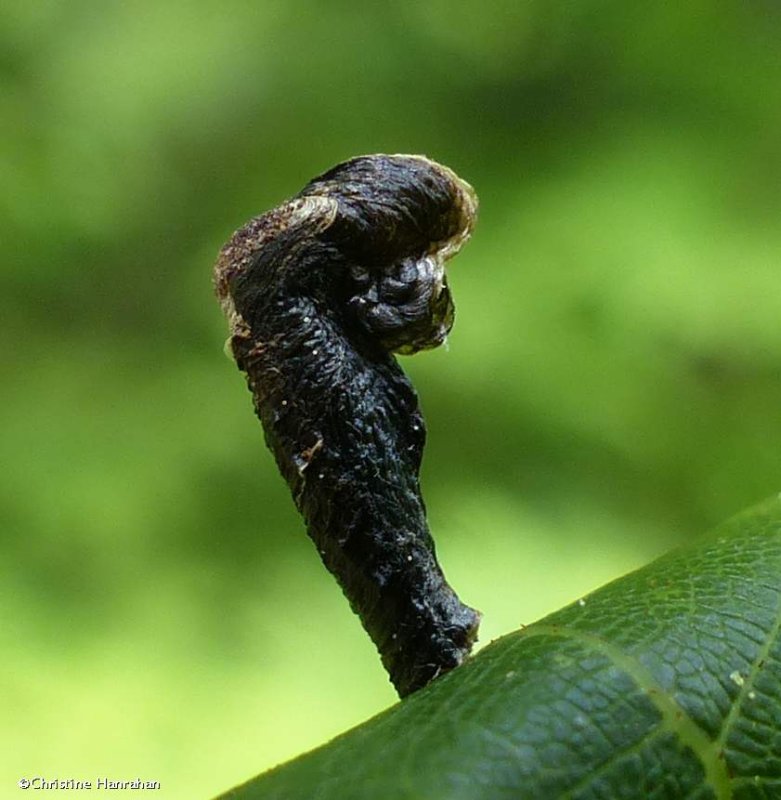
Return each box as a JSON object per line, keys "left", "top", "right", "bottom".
{"left": 729, "top": 670, "right": 745, "bottom": 687}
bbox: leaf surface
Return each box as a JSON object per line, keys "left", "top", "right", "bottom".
{"left": 218, "top": 496, "right": 781, "bottom": 800}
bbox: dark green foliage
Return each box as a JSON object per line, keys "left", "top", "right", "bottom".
{"left": 220, "top": 496, "right": 781, "bottom": 799}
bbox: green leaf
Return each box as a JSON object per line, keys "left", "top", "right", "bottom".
{"left": 218, "top": 496, "right": 781, "bottom": 800}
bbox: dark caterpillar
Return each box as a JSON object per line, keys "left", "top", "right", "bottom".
{"left": 214, "top": 154, "right": 480, "bottom": 697}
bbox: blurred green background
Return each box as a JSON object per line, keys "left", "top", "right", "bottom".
{"left": 3, "top": 2, "right": 781, "bottom": 797}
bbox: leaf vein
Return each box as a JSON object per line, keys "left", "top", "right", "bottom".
{"left": 713, "top": 585, "right": 781, "bottom": 752}
{"left": 516, "top": 624, "right": 731, "bottom": 800}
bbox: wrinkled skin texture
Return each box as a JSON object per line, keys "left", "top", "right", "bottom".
{"left": 214, "top": 154, "right": 480, "bottom": 697}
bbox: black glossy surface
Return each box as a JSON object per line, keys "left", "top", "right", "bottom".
{"left": 215, "top": 155, "right": 480, "bottom": 696}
